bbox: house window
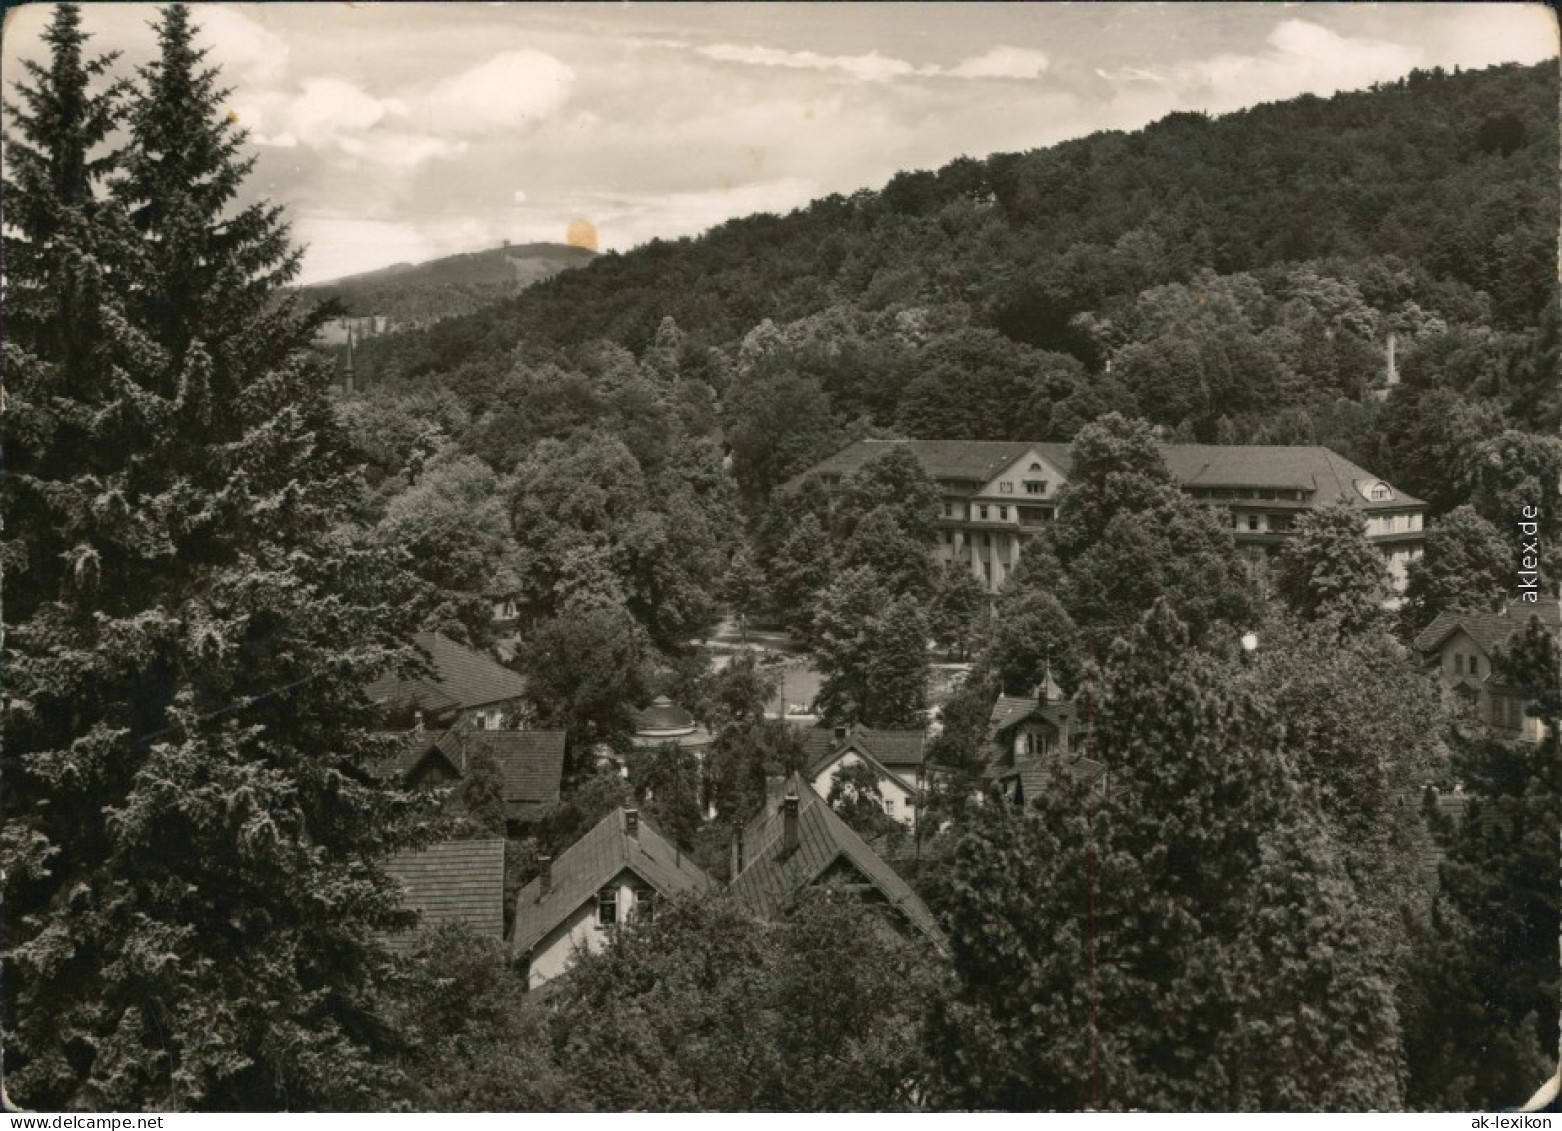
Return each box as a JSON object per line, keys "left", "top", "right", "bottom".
{"left": 998, "top": 506, "right": 1008, "bottom": 521}
{"left": 1469, "top": 656, "right": 1479, "bottom": 677}
{"left": 883, "top": 798, "right": 895, "bottom": 815}
{"left": 1454, "top": 654, "right": 1464, "bottom": 675}
{"left": 1025, "top": 480, "right": 1046, "bottom": 495}
{"left": 944, "top": 502, "right": 953, "bottom": 517}
{"left": 597, "top": 887, "right": 618, "bottom": 927}
{"left": 1000, "top": 481, "right": 1013, "bottom": 494}
{"left": 632, "top": 886, "right": 656, "bottom": 922}
{"left": 1246, "top": 515, "right": 1260, "bottom": 532}
{"left": 1371, "top": 484, "right": 1392, "bottom": 501}
{"left": 943, "top": 530, "right": 953, "bottom": 544}
{"left": 979, "top": 505, "right": 989, "bottom": 520}
{"left": 1029, "top": 462, "right": 1043, "bottom": 471}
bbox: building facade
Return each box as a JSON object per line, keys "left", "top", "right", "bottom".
{"left": 791, "top": 439, "right": 1426, "bottom": 595}
{"left": 1413, "top": 598, "right": 1562, "bottom": 744}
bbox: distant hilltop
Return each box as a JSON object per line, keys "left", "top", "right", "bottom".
{"left": 302, "top": 241, "right": 597, "bottom": 342}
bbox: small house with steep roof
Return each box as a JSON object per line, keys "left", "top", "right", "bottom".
{"left": 1412, "top": 598, "right": 1562, "bottom": 744}
{"left": 803, "top": 724, "right": 930, "bottom": 827}
{"left": 727, "top": 773, "right": 944, "bottom": 950}
{"left": 511, "top": 808, "right": 716, "bottom": 990}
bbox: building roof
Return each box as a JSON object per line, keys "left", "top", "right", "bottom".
{"left": 727, "top": 773, "right": 944, "bottom": 948}
{"left": 801, "top": 725, "right": 928, "bottom": 772}
{"left": 384, "top": 838, "right": 506, "bottom": 953}
{"left": 369, "top": 727, "right": 566, "bottom": 819}
{"left": 366, "top": 632, "right": 529, "bottom": 716}
{"left": 1412, "top": 599, "right": 1562, "bottom": 657}
{"left": 987, "top": 695, "right": 1076, "bottom": 737}
{"left": 635, "top": 695, "right": 696, "bottom": 735}
{"left": 510, "top": 809, "right": 716, "bottom": 957}
{"left": 785, "top": 439, "right": 1423, "bottom": 510}
{"left": 1160, "top": 444, "right": 1424, "bottom": 509}
{"left": 996, "top": 755, "right": 1106, "bottom": 807}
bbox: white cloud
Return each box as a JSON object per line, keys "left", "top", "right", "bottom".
{"left": 697, "top": 43, "right": 915, "bottom": 83}
{"left": 942, "top": 46, "right": 1050, "bottom": 80}
{"left": 412, "top": 49, "right": 575, "bottom": 134}
{"left": 337, "top": 132, "right": 468, "bottom": 170}
{"left": 1097, "top": 18, "right": 1425, "bottom": 120}
{"left": 192, "top": 6, "right": 291, "bottom": 89}
{"left": 513, "top": 189, "right": 528, "bottom": 204}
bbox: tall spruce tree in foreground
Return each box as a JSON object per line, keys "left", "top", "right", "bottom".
{"left": 3, "top": 4, "right": 427, "bottom": 1110}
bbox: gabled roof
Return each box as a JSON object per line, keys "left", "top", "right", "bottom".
{"left": 384, "top": 838, "right": 506, "bottom": 953}
{"left": 786, "top": 439, "right": 1423, "bottom": 510}
{"left": 510, "top": 809, "right": 715, "bottom": 957}
{"left": 1412, "top": 599, "right": 1562, "bottom": 657}
{"left": 369, "top": 727, "right": 567, "bottom": 818}
{"left": 366, "top": 632, "right": 529, "bottom": 715}
{"left": 728, "top": 773, "right": 944, "bottom": 948}
{"left": 806, "top": 737, "right": 919, "bottom": 799}
{"left": 801, "top": 725, "right": 928, "bottom": 772}
{"left": 987, "top": 695, "right": 1075, "bottom": 737}
{"left": 437, "top": 729, "right": 567, "bottom": 818}
{"left": 996, "top": 755, "right": 1106, "bottom": 807}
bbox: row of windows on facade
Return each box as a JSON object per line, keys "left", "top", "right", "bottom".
{"left": 944, "top": 502, "right": 1054, "bottom": 522}
{"left": 598, "top": 885, "right": 656, "bottom": 927}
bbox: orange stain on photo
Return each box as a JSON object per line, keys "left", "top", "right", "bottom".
{"left": 566, "top": 219, "right": 598, "bottom": 251}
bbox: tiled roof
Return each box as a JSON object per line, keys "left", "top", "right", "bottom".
{"left": 801, "top": 726, "right": 927, "bottom": 772}
{"left": 987, "top": 696, "right": 1076, "bottom": 736}
{"left": 1160, "top": 444, "right": 1424, "bottom": 509}
{"left": 384, "top": 838, "right": 506, "bottom": 953}
{"left": 368, "top": 728, "right": 566, "bottom": 818}
{"left": 998, "top": 756, "right": 1106, "bottom": 806}
{"left": 786, "top": 439, "right": 1423, "bottom": 510}
{"left": 783, "top": 439, "right": 1039, "bottom": 492}
{"left": 366, "top": 632, "right": 528, "bottom": 714}
{"left": 435, "top": 729, "right": 567, "bottom": 818}
{"left": 728, "top": 773, "right": 944, "bottom": 948}
{"left": 1412, "top": 600, "right": 1562, "bottom": 656}
{"left": 510, "top": 809, "right": 715, "bottom": 957}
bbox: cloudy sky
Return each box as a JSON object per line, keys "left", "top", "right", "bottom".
{"left": 4, "top": 2, "right": 1554, "bottom": 284}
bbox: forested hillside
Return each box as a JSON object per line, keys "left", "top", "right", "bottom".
{"left": 343, "top": 60, "right": 1559, "bottom": 529}
{"left": 303, "top": 241, "right": 596, "bottom": 332}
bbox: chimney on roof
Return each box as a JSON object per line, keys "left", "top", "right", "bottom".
{"left": 538, "top": 855, "right": 552, "bottom": 897}
{"left": 413, "top": 710, "right": 424, "bottom": 733}
{"left": 625, "top": 809, "right": 639, "bottom": 839}
{"left": 782, "top": 794, "right": 800, "bottom": 856}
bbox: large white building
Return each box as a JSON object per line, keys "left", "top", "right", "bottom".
{"left": 792, "top": 439, "right": 1425, "bottom": 595}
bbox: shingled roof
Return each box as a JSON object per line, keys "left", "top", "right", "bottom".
{"left": 366, "top": 632, "right": 529, "bottom": 716}
{"left": 785, "top": 438, "right": 1423, "bottom": 510}
{"left": 728, "top": 773, "right": 944, "bottom": 948}
{"left": 370, "top": 727, "right": 566, "bottom": 819}
{"left": 801, "top": 725, "right": 928, "bottom": 773}
{"left": 1160, "top": 444, "right": 1424, "bottom": 509}
{"left": 510, "top": 809, "right": 715, "bottom": 957}
{"left": 384, "top": 838, "right": 506, "bottom": 954}
{"left": 1412, "top": 599, "right": 1562, "bottom": 657}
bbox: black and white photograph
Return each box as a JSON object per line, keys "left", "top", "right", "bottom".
{"left": 2, "top": 0, "right": 1560, "bottom": 1113}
